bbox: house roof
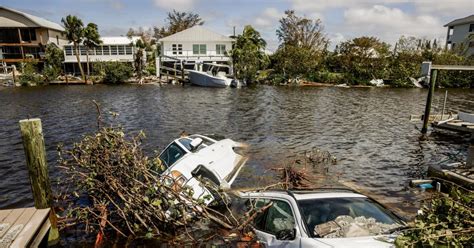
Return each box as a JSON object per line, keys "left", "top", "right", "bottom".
{"left": 159, "top": 26, "right": 233, "bottom": 42}
{"left": 444, "top": 14, "right": 474, "bottom": 27}
{"left": 67, "top": 36, "right": 142, "bottom": 46}
{"left": 100, "top": 36, "right": 141, "bottom": 45}
{"left": 0, "top": 6, "right": 64, "bottom": 31}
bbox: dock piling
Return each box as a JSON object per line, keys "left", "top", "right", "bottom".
{"left": 421, "top": 69, "right": 438, "bottom": 134}
{"left": 19, "top": 118, "right": 59, "bottom": 245}
{"left": 441, "top": 90, "right": 448, "bottom": 120}
{"left": 468, "top": 137, "right": 474, "bottom": 168}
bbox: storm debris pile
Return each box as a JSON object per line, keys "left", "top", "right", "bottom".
{"left": 56, "top": 127, "right": 259, "bottom": 245}
{"left": 315, "top": 216, "right": 401, "bottom": 238}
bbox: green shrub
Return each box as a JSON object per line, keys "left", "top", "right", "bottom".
{"left": 42, "top": 43, "right": 64, "bottom": 82}
{"left": 102, "top": 62, "right": 133, "bottom": 84}
{"left": 307, "top": 71, "right": 345, "bottom": 84}
{"left": 395, "top": 183, "right": 473, "bottom": 247}
{"left": 19, "top": 62, "right": 43, "bottom": 86}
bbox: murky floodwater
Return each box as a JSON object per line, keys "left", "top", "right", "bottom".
{"left": 1, "top": 85, "right": 473, "bottom": 216}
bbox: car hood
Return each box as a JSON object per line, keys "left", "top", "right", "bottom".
{"left": 307, "top": 236, "right": 396, "bottom": 248}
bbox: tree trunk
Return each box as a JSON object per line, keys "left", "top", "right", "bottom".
{"left": 86, "top": 48, "right": 90, "bottom": 84}
{"left": 74, "top": 42, "right": 86, "bottom": 83}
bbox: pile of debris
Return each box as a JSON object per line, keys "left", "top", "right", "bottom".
{"left": 315, "top": 216, "right": 401, "bottom": 238}
{"left": 56, "top": 127, "right": 260, "bottom": 246}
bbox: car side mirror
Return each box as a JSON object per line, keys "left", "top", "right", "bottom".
{"left": 190, "top": 138, "right": 203, "bottom": 151}
{"left": 275, "top": 228, "right": 296, "bottom": 240}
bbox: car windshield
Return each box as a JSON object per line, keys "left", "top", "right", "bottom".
{"left": 298, "top": 197, "right": 403, "bottom": 238}
{"left": 159, "top": 142, "right": 187, "bottom": 168}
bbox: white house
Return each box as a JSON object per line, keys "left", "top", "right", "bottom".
{"left": 157, "top": 26, "right": 234, "bottom": 76}
{"left": 63, "top": 36, "right": 143, "bottom": 74}
{"left": 444, "top": 14, "right": 474, "bottom": 56}
{"left": 0, "top": 6, "right": 68, "bottom": 64}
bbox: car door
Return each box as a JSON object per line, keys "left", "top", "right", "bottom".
{"left": 252, "top": 198, "right": 301, "bottom": 248}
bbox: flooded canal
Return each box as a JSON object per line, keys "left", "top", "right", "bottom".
{"left": 1, "top": 85, "right": 473, "bottom": 216}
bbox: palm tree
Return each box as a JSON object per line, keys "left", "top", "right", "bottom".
{"left": 62, "top": 15, "right": 85, "bottom": 82}
{"left": 83, "top": 23, "right": 101, "bottom": 81}
{"left": 229, "top": 25, "right": 268, "bottom": 83}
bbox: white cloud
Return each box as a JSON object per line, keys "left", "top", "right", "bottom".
{"left": 342, "top": 5, "right": 444, "bottom": 45}
{"left": 255, "top": 8, "right": 283, "bottom": 28}
{"left": 413, "top": 0, "right": 474, "bottom": 17}
{"left": 291, "top": 0, "right": 473, "bottom": 16}
{"left": 153, "top": 0, "right": 195, "bottom": 11}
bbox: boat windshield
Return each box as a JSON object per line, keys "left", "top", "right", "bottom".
{"left": 159, "top": 142, "right": 187, "bottom": 168}
{"left": 298, "top": 197, "right": 403, "bottom": 238}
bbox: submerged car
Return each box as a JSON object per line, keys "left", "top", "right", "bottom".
{"left": 239, "top": 189, "right": 406, "bottom": 248}
{"left": 158, "top": 134, "right": 248, "bottom": 204}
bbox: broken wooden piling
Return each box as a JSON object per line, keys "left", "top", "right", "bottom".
{"left": 421, "top": 69, "right": 437, "bottom": 134}
{"left": 19, "top": 118, "right": 59, "bottom": 245}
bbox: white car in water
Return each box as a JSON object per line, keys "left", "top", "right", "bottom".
{"left": 158, "top": 134, "right": 247, "bottom": 204}
{"left": 239, "top": 189, "right": 406, "bottom": 248}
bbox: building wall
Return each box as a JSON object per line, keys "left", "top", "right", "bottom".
{"left": 47, "top": 29, "right": 68, "bottom": 47}
{"left": 446, "top": 23, "right": 474, "bottom": 55}
{"left": 161, "top": 40, "right": 232, "bottom": 61}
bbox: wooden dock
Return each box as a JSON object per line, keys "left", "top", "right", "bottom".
{"left": 0, "top": 208, "right": 51, "bottom": 248}
{"left": 432, "top": 112, "right": 474, "bottom": 134}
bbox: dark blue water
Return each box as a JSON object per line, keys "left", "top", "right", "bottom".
{"left": 1, "top": 85, "right": 473, "bottom": 216}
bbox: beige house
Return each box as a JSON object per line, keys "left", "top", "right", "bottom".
{"left": 0, "top": 6, "right": 68, "bottom": 64}
{"left": 444, "top": 14, "right": 474, "bottom": 56}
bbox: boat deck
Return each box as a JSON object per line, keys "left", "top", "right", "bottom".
{"left": 0, "top": 207, "right": 51, "bottom": 247}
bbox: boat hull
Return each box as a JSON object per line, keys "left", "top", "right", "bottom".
{"left": 188, "top": 70, "right": 232, "bottom": 88}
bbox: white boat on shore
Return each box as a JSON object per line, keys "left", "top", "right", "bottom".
{"left": 188, "top": 63, "right": 243, "bottom": 88}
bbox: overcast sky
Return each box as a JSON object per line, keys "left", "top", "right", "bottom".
{"left": 2, "top": 0, "right": 473, "bottom": 51}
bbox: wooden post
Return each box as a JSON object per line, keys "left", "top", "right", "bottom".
{"left": 12, "top": 65, "right": 16, "bottom": 84}
{"left": 421, "top": 69, "right": 438, "bottom": 134}
{"left": 18, "top": 28, "right": 25, "bottom": 60}
{"left": 19, "top": 119, "right": 59, "bottom": 245}
{"left": 181, "top": 61, "right": 185, "bottom": 81}
{"left": 468, "top": 136, "right": 474, "bottom": 168}
{"left": 441, "top": 90, "right": 448, "bottom": 120}
{"left": 156, "top": 55, "right": 161, "bottom": 78}
{"left": 174, "top": 62, "right": 177, "bottom": 78}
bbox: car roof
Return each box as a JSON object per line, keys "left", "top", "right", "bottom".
{"left": 293, "top": 192, "right": 367, "bottom": 200}
{"left": 241, "top": 188, "right": 368, "bottom": 201}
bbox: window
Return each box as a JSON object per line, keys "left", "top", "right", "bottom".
{"left": 20, "top": 28, "right": 36, "bottom": 42}
{"left": 118, "top": 45, "right": 125, "bottom": 55}
{"left": 178, "top": 138, "right": 193, "bottom": 151}
{"left": 470, "top": 24, "right": 474, "bottom": 32}
{"left": 125, "top": 46, "right": 133, "bottom": 55}
{"left": 110, "top": 45, "right": 118, "bottom": 55}
{"left": 159, "top": 142, "right": 187, "bottom": 168}
{"left": 65, "top": 46, "right": 73, "bottom": 56}
{"left": 298, "top": 197, "right": 402, "bottom": 237}
{"left": 95, "top": 46, "right": 103, "bottom": 55}
{"left": 251, "top": 199, "right": 295, "bottom": 235}
{"left": 193, "top": 44, "right": 206, "bottom": 55}
{"left": 172, "top": 44, "right": 183, "bottom": 55}
{"left": 469, "top": 41, "right": 474, "bottom": 48}
{"left": 56, "top": 35, "right": 59, "bottom": 45}
{"left": 0, "top": 29, "right": 20, "bottom": 43}
{"left": 103, "top": 46, "right": 110, "bottom": 55}
{"left": 216, "top": 44, "right": 226, "bottom": 55}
